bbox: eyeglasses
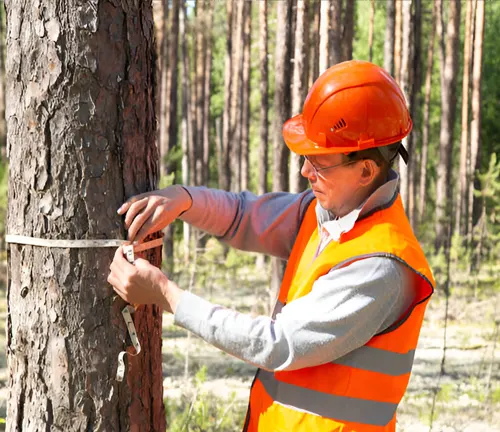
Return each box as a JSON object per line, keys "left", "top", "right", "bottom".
{"left": 303, "top": 155, "right": 360, "bottom": 176}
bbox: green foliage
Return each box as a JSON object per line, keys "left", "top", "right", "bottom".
{"left": 165, "top": 366, "right": 247, "bottom": 432}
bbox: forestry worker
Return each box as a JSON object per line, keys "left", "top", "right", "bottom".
{"left": 108, "top": 60, "right": 435, "bottom": 432}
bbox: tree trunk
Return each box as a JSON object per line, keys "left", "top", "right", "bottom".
{"left": 271, "top": 0, "right": 293, "bottom": 305}
{"left": 195, "top": 2, "right": 206, "bottom": 187}
{"left": 202, "top": 0, "right": 215, "bottom": 186}
{"left": 220, "top": 0, "right": 234, "bottom": 191}
{"left": 368, "top": 0, "right": 375, "bottom": 62}
{"left": 188, "top": 3, "right": 198, "bottom": 186}
{"left": 290, "top": 0, "right": 309, "bottom": 194}
{"left": 435, "top": 0, "right": 461, "bottom": 250}
{"left": 329, "top": 0, "right": 342, "bottom": 66}
{"left": 258, "top": 0, "right": 269, "bottom": 197}
{"left": 0, "top": 5, "right": 6, "bottom": 159}
{"left": 418, "top": 0, "right": 437, "bottom": 227}
{"left": 399, "top": 0, "right": 413, "bottom": 211}
{"left": 468, "top": 0, "right": 485, "bottom": 239}
{"left": 166, "top": 0, "right": 180, "bottom": 178}
{"left": 5, "top": 1, "right": 165, "bottom": 430}
{"left": 230, "top": 0, "right": 245, "bottom": 192}
{"left": 319, "top": 0, "right": 329, "bottom": 74}
{"left": 394, "top": 0, "right": 402, "bottom": 82}
{"left": 455, "top": 0, "right": 474, "bottom": 236}
{"left": 241, "top": 1, "right": 252, "bottom": 192}
{"left": 309, "top": 0, "right": 321, "bottom": 87}
{"left": 341, "top": 0, "right": 355, "bottom": 61}
{"left": 409, "top": 0, "right": 422, "bottom": 228}
{"left": 384, "top": 0, "right": 395, "bottom": 75}
{"left": 181, "top": 1, "right": 192, "bottom": 259}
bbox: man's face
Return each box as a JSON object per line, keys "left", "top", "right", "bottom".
{"left": 301, "top": 153, "right": 376, "bottom": 217}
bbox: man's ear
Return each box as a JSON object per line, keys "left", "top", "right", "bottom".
{"left": 359, "top": 159, "right": 379, "bottom": 187}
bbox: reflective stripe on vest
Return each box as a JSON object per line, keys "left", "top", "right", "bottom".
{"left": 257, "top": 370, "right": 398, "bottom": 426}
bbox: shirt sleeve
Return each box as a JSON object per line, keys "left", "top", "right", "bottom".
{"left": 173, "top": 257, "right": 417, "bottom": 372}
{"left": 178, "top": 187, "right": 315, "bottom": 260}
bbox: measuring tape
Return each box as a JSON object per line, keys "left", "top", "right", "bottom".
{"left": 6, "top": 233, "right": 164, "bottom": 382}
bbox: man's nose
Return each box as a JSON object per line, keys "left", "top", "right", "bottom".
{"left": 301, "top": 158, "right": 316, "bottom": 181}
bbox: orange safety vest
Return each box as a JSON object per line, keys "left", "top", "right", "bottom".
{"left": 244, "top": 195, "right": 435, "bottom": 432}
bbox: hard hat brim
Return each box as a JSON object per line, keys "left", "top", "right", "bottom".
{"left": 282, "top": 114, "right": 360, "bottom": 155}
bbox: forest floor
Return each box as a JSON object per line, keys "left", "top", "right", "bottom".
{"left": 0, "top": 259, "right": 498, "bottom": 431}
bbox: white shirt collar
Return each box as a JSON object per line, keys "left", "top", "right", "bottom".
{"left": 315, "top": 169, "right": 399, "bottom": 242}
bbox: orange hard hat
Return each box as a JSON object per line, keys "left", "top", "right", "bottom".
{"left": 283, "top": 60, "right": 412, "bottom": 159}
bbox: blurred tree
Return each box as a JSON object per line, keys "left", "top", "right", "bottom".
{"left": 241, "top": 1, "right": 252, "bottom": 192}
{"left": 258, "top": 0, "right": 269, "bottom": 197}
{"left": 5, "top": 0, "right": 164, "bottom": 429}
{"left": 384, "top": 0, "right": 395, "bottom": 74}
{"left": 456, "top": 0, "right": 474, "bottom": 237}
{"left": 290, "top": 0, "right": 309, "bottom": 194}
{"left": 394, "top": 0, "right": 402, "bottom": 82}
{"left": 368, "top": 0, "right": 375, "bottom": 62}
{"left": 435, "top": 0, "right": 461, "bottom": 250}
{"left": 341, "top": 0, "right": 355, "bottom": 61}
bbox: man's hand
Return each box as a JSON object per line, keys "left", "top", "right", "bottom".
{"left": 107, "top": 246, "right": 183, "bottom": 314}
{"left": 117, "top": 185, "right": 192, "bottom": 242}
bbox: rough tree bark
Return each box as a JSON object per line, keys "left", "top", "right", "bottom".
{"left": 271, "top": 0, "right": 293, "bottom": 306}
{"left": 0, "top": 5, "right": 5, "bottom": 159}
{"left": 5, "top": 1, "right": 165, "bottom": 430}
{"left": 435, "top": 0, "right": 461, "bottom": 250}
{"left": 468, "top": 0, "right": 485, "bottom": 240}
{"left": 241, "top": 1, "right": 252, "bottom": 192}
{"left": 384, "top": 0, "right": 395, "bottom": 75}
{"left": 455, "top": 0, "right": 474, "bottom": 236}
{"left": 258, "top": 0, "right": 269, "bottom": 197}
{"left": 290, "top": 0, "right": 309, "bottom": 194}
{"left": 418, "top": 0, "right": 437, "bottom": 227}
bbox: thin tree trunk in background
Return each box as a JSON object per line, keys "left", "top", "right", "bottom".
{"left": 468, "top": 0, "right": 485, "bottom": 240}
{"left": 271, "top": 0, "right": 293, "bottom": 305}
{"left": 341, "top": 0, "right": 355, "bottom": 61}
{"left": 158, "top": 0, "right": 169, "bottom": 178}
{"left": 290, "top": 0, "right": 309, "bottom": 194}
{"left": 399, "top": 0, "right": 413, "bottom": 211}
{"left": 368, "top": 0, "right": 375, "bottom": 62}
{"left": 180, "top": 1, "right": 192, "bottom": 260}
{"left": 258, "top": 0, "right": 269, "bottom": 197}
{"left": 456, "top": 0, "right": 474, "bottom": 236}
{"left": 6, "top": 1, "right": 165, "bottom": 429}
{"left": 409, "top": 0, "right": 422, "bottom": 228}
{"left": 202, "top": 0, "right": 215, "bottom": 186}
{"left": 189, "top": 3, "right": 201, "bottom": 187}
{"left": 241, "top": 1, "right": 252, "bottom": 192}
{"left": 394, "top": 0, "right": 402, "bottom": 82}
{"left": 319, "top": 0, "right": 330, "bottom": 74}
{"left": 329, "top": 0, "right": 342, "bottom": 66}
{"left": 195, "top": 2, "right": 206, "bottom": 187}
{"left": 230, "top": 0, "right": 245, "bottom": 191}
{"left": 435, "top": 0, "right": 461, "bottom": 250}
{"left": 220, "top": 0, "right": 234, "bottom": 190}
{"left": 384, "top": 0, "right": 395, "bottom": 75}
{"left": 418, "top": 0, "right": 437, "bottom": 226}
{"left": 310, "top": 0, "right": 321, "bottom": 87}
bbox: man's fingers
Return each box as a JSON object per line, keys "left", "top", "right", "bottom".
{"left": 127, "top": 199, "right": 163, "bottom": 242}
{"left": 124, "top": 197, "right": 149, "bottom": 229}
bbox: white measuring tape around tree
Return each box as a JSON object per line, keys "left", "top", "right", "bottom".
{"left": 6, "top": 233, "right": 163, "bottom": 381}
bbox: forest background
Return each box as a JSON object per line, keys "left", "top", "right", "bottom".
{"left": 0, "top": 0, "right": 499, "bottom": 431}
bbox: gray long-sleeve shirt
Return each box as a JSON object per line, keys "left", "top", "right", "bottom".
{"left": 175, "top": 171, "right": 416, "bottom": 372}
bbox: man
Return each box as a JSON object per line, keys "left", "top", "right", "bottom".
{"left": 108, "top": 61, "right": 435, "bottom": 431}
